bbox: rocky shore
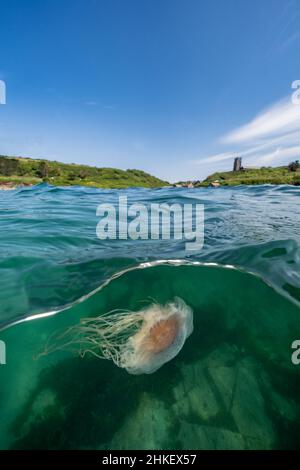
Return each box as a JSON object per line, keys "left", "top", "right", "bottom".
{"left": 0, "top": 182, "right": 33, "bottom": 190}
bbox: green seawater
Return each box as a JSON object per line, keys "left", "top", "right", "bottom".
{"left": 0, "top": 185, "right": 300, "bottom": 449}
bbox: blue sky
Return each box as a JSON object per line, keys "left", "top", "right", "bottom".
{"left": 0, "top": 0, "right": 299, "bottom": 181}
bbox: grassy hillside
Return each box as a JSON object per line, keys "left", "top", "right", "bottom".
{"left": 200, "top": 166, "right": 300, "bottom": 186}
{"left": 0, "top": 155, "right": 168, "bottom": 188}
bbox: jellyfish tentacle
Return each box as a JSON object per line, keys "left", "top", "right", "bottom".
{"left": 39, "top": 298, "right": 193, "bottom": 375}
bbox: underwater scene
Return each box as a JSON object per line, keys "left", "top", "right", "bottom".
{"left": 0, "top": 184, "right": 300, "bottom": 450}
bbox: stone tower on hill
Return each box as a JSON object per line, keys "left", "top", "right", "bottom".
{"left": 233, "top": 157, "right": 242, "bottom": 172}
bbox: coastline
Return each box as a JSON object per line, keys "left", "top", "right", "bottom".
{"left": 1, "top": 155, "right": 300, "bottom": 189}
{"left": 0, "top": 182, "right": 33, "bottom": 191}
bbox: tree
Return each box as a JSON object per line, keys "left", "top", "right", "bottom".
{"left": 0, "top": 156, "right": 19, "bottom": 176}
{"left": 37, "top": 161, "right": 49, "bottom": 178}
{"left": 79, "top": 169, "right": 87, "bottom": 179}
{"left": 288, "top": 160, "right": 300, "bottom": 172}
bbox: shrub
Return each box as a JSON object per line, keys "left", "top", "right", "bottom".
{"left": 288, "top": 160, "right": 300, "bottom": 172}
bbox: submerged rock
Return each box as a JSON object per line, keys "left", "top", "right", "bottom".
{"left": 92, "top": 344, "right": 294, "bottom": 450}
{"left": 172, "top": 344, "right": 276, "bottom": 450}
{"left": 230, "top": 359, "right": 275, "bottom": 449}
{"left": 110, "top": 393, "right": 172, "bottom": 450}
{"left": 13, "top": 388, "right": 65, "bottom": 444}
{"left": 259, "top": 370, "right": 298, "bottom": 422}
{"left": 173, "top": 361, "right": 220, "bottom": 421}
{"left": 178, "top": 422, "right": 245, "bottom": 450}
{"left": 208, "top": 366, "right": 236, "bottom": 411}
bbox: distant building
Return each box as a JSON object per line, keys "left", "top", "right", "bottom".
{"left": 233, "top": 157, "right": 242, "bottom": 172}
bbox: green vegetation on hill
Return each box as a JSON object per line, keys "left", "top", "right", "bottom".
{"left": 0, "top": 155, "right": 168, "bottom": 188}
{"left": 201, "top": 165, "right": 300, "bottom": 186}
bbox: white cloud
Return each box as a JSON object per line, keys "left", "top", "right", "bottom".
{"left": 194, "top": 95, "right": 300, "bottom": 172}
{"left": 251, "top": 145, "right": 300, "bottom": 166}
{"left": 222, "top": 97, "right": 300, "bottom": 144}
{"left": 194, "top": 134, "right": 300, "bottom": 166}
{"left": 195, "top": 152, "right": 233, "bottom": 165}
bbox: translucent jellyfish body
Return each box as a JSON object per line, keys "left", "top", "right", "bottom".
{"left": 43, "top": 297, "right": 193, "bottom": 375}
{"left": 119, "top": 297, "right": 193, "bottom": 374}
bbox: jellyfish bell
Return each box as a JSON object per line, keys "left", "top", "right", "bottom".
{"left": 42, "top": 297, "right": 193, "bottom": 375}
{"left": 145, "top": 317, "right": 179, "bottom": 354}
{"left": 121, "top": 298, "right": 193, "bottom": 374}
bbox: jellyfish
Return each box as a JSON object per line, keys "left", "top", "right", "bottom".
{"left": 42, "top": 297, "right": 193, "bottom": 375}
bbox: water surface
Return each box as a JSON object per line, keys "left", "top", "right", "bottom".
{"left": 0, "top": 184, "right": 299, "bottom": 449}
